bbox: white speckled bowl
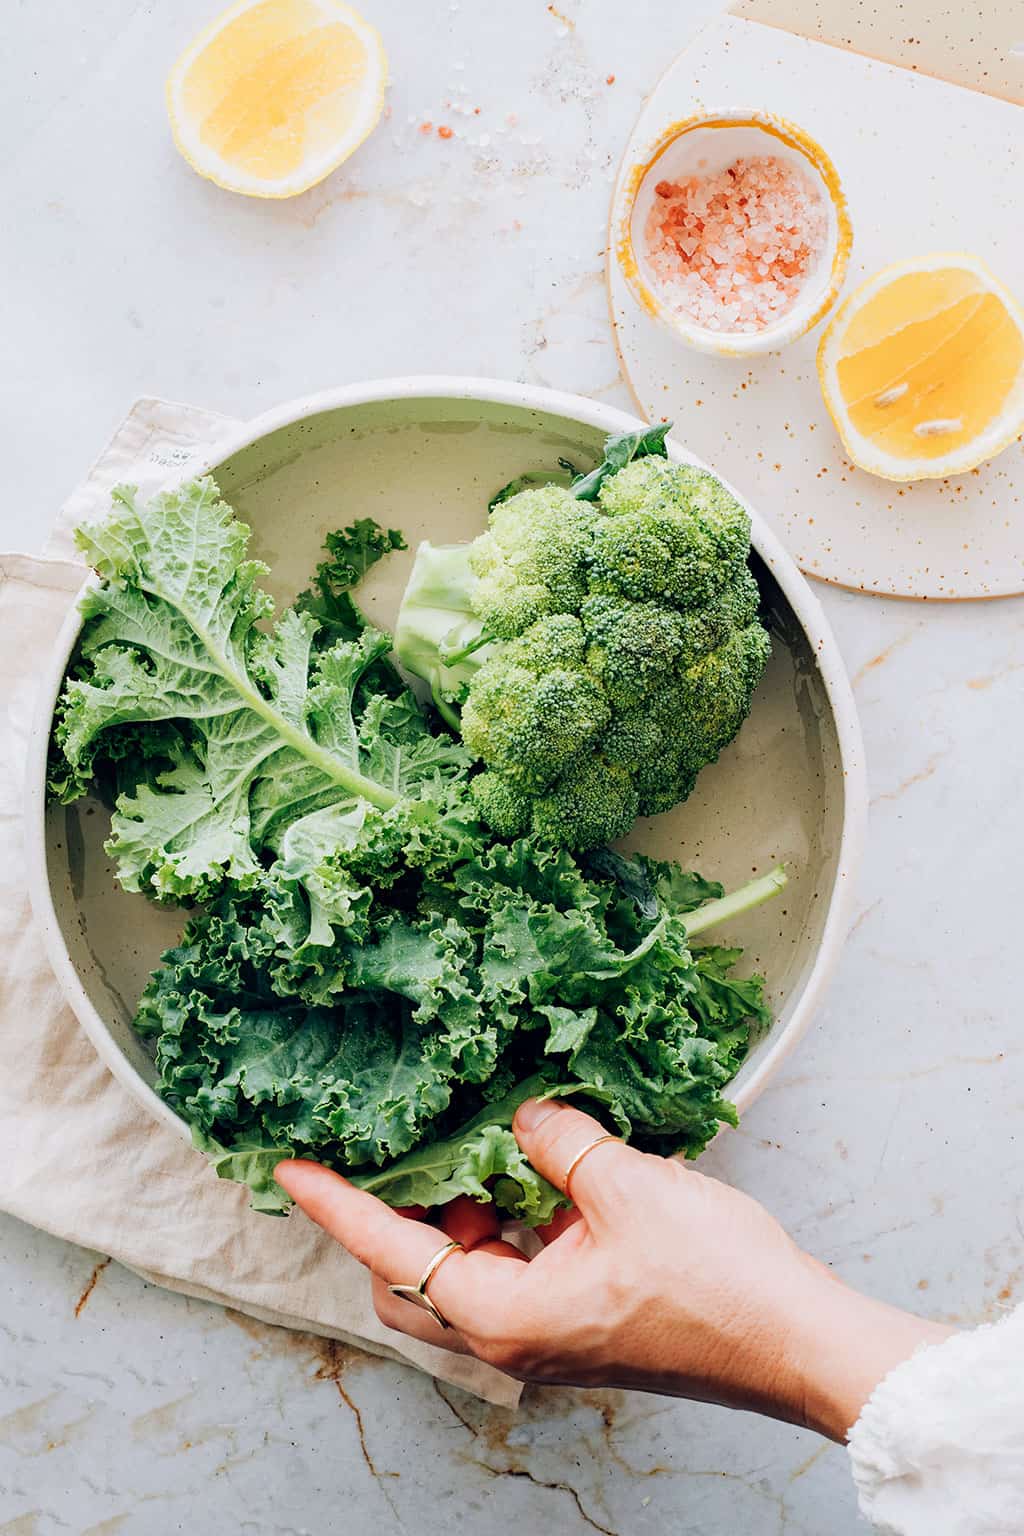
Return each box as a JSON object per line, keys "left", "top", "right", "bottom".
{"left": 614, "top": 110, "right": 852, "bottom": 358}
{"left": 25, "top": 378, "right": 866, "bottom": 1152}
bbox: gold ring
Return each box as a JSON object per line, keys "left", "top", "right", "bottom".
{"left": 387, "top": 1238, "right": 464, "bottom": 1329}
{"left": 563, "top": 1134, "right": 620, "bottom": 1201}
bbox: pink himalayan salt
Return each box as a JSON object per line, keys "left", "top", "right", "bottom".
{"left": 644, "top": 155, "right": 827, "bottom": 333}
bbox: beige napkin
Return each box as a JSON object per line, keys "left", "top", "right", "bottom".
{"left": 0, "top": 399, "right": 521, "bottom": 1408}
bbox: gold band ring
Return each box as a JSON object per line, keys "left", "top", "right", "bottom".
{"left": 387, "top": 1238, "right": 464, "bottom": 1329}
{"left": 563, "top": 1134, "right": 620, "bottom": 1201}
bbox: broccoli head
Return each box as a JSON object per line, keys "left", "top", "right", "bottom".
{"left": 395, "top": 437, "right": 771, "bottom": 850}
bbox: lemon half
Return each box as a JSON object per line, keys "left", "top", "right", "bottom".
{"left": 817, "top": 253, "right": 1024, "bottom": 481}
{"left": 167, "top": 0, "right": 387, "bottom": 199}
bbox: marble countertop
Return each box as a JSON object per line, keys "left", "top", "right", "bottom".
{"left": 4, "top": 2, "right": 1023, "bottom": 1531}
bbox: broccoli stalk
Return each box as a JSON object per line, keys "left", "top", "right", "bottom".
{"left": 392, "top": 542, "right": 493, "bottom": 722}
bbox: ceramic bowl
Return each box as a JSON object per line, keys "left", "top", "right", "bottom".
{"left": 25, "top": 378, "right": 866, "bottom": 1149}
{"left": 613, "top": 109, "right": 852, "bottom": 358}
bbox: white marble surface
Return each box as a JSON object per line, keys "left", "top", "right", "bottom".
{"left": 4, "top": 2, "right": 1023, "bottom": 1532}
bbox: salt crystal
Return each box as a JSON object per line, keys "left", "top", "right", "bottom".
{"left": 642, "top": 154, "right": 826, "bottom": 332}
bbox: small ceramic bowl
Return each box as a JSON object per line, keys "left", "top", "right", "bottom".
{"left": 613, "top": 109, "right": 852, "bottom": 358}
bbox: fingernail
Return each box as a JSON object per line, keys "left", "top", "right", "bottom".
{"left": 515, "top": 1097, "right": 562, "bottom": 1132}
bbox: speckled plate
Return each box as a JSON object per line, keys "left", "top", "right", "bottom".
{"left": 25, "top": 378, "right": 866, "bottom": 1153}
{"left": 608, "top": 17, "right": 1024, "bottom": 599}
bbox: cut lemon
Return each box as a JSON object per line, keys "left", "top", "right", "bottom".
{"left": 817, "top": 253, "right": 1024, "bottom": 481}
{"left": 167, "top": 0, "right": 386, "bottom": 198}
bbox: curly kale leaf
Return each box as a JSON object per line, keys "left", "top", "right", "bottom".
{"left": 133, "top": 834, "right": 782, "bottom": 1219}
{"left": 293, "top": 518, "right": 408, "bottom": 700}
{"left": 293, "top": 518, "right": 407, "bottom": 641}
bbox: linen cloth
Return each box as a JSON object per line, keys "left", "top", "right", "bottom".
{"left": 0, "top": 397, "right": 520, "bottom": 1408}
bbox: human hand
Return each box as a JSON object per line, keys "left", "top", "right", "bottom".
{"left": 275, "top": 1098, "right": 950, "bottom": 1441}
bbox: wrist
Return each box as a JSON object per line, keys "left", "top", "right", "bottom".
{"left": 782, "top": 1256, "right": 954, "bottom": 1443}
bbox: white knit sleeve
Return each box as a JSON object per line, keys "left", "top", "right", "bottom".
{"left": 848, "top": 1303, "right": 1024, "bottom": 1534}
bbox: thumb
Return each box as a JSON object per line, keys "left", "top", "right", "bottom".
{"left": 513, "top": 1097, "right": 634, "bottom": 1223}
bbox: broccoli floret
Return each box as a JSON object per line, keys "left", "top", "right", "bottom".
{"left": 588, "top": 461, "right": 752, "bottom": 610}
{"left": 679, "top": 622, "right": 773, "bottom": 764}
{"left": 469, "top": 486, "right": 594, "bottom": 638}
{"left": 581, "top": 595, "right": 686, "bottom": 709}
{"left": 599, "top": 459, "right": 751, "bottom": 572}
{"left": 604, "top": 618, "right": 772, "bottom": 818}
{"left": 674, "top": 567, "right": 761, "bottom": 668}
{"left": 669, "top": 465, "right": 752, "bottom": 572}
{"left": 461, "top": 660, "right": 609, "bottom": 792}
{"left": 502, "top": 614, "right": 588, "bottom": 674}
{"left": 595, "top": 456, "right": 676, "bottom": 516}
{"left": 470, "top": 771, "right": 531, "bottom": 837}
{"left": 528, "top": 755, "right": 639, "bottom": 849}
{"left": 586, "top": 508, "right": 720, "bottom": 608}
{"left": 394, "top": 431, "right": 771, "bottom": 850}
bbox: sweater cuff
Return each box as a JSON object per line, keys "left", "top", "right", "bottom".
{"left": 848, "top": 1302, "right": 1024, "bottom": 1535}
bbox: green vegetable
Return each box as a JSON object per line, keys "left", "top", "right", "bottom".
{"left": 50, "top": 481, "right": 472, "bottom": 908}
{"left": 567, "top": 421, "right": 671, "bottom": 501}
{"left": 49, "top": 475, "right": 786, "bottom": 1221}
{"left": 394, "top": 429, "right": 771, "bottom": 849}
{"left": 133, "top": 837, "right": 783, "bottom": 1217}
{"left": 294, "top": 517, "right": 407, "bottom": 645}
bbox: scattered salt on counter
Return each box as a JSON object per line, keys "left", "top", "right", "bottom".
{"left": 644, "top": 155, "right": 827, "bottom": 333}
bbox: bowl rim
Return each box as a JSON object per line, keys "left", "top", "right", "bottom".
{"left": 24, "top": 374, "right": 867, "bottom": 1149}
{"left": 612, "top": 108, "right": 853, "bottom": 358}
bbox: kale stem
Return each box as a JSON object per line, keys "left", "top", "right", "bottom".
{"left": 174, "top": 611, "right": 400, "bottom": 810}
{"left": 682, "top": 865, "right": 788, "bottom": 937}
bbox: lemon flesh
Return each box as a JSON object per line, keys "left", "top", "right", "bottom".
{"left": 169, "top": 0, "right": 386, "bottom": 198}
{"left": 818, "top": 256, "right": 1024, "bottom": 480}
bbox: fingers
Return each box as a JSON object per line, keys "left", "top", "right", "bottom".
{"left": 370, "top": 1274, "right": 474, "bottom": 1355}
{"left": 276, "top": 1161, "right": 449, "bottom": 1281}
{"left": 512, "top": 1099, "right": 635, "bottom": 1226}
{"left": 276, "top": 1161, "right": 523, "bottom": 1336}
